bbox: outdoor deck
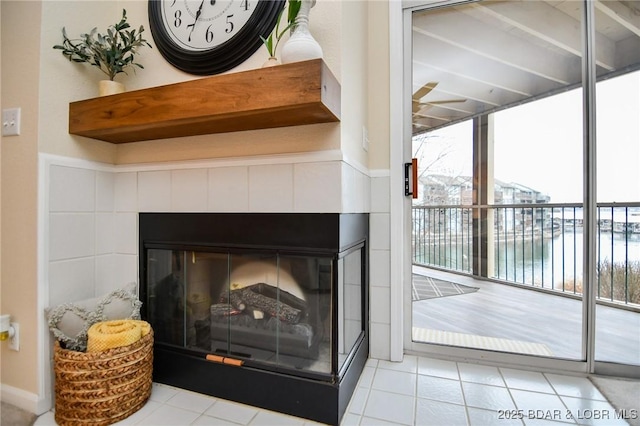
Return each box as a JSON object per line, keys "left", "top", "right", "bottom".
{"left": 412, "top": 265, "right": 640, "bottom": 365}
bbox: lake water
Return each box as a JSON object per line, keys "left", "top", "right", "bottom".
{"left": 415, "top": 229, "right": 640, "bottom": 293}
{"left": 493, "top": 230, "right": 640, "bottom": 289}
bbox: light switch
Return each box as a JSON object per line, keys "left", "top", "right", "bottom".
{"left": 2, "top": 108, "right": 21, "bottom": 136}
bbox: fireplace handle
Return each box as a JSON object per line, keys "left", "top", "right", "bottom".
{"left": 206, "top": 354, "right": 244, "bottom": 367}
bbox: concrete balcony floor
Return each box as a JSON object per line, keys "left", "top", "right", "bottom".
{"left": 412, "top": 265, "right": 640, "bottom": 366}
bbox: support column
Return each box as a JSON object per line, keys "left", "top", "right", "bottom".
{"left": 472, "top": 114, "right": 495, "bottom": 278}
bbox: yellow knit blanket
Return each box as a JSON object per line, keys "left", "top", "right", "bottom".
{"left": 86, "top": 320, "right": 151, "bottom": 352}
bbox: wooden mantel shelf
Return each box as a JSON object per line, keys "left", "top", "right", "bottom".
{"left": 68, "top": 59, "right": 340, "bottom": 144}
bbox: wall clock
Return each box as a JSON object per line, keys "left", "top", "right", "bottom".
{"left": 149, "top": 0, "right": 285, "bottom": 75}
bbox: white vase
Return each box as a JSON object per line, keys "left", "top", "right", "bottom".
{"left": 281, "top": 0, "right": 323, "bottom": 64}
{"left": 99, "top": 80, "right": 125, "bottom": 96}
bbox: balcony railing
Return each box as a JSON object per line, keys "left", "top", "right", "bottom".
{"left": 412, "top": 203, "right": 640, "bottom": 307}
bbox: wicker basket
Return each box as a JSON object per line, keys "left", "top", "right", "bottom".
{"left": 53, "top": 329, "right": 153, "bottom": 426}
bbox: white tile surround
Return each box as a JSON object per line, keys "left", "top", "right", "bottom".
{"left": 40, "top": 152, "right": 393, "bottom": 388}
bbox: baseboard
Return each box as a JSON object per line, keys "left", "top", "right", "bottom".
{"left": 0, "top": 383, "right": 51, "bottom": 416}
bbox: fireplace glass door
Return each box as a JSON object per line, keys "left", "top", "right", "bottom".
{"left": 146, "top": 247, "right": 363, "bottom": 377}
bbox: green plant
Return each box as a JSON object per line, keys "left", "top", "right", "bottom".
{"left": 53, "top": 9, "right": 151, "bottom": 81}
{"left": 260, "top": 0, "right": 301, "bottom": 58}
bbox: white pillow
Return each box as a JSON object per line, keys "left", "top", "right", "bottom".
{"left": 46, "top": 283, "right": 142, "bottom": 351}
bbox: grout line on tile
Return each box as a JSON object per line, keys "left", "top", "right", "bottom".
{"left": 358, "top": 365, "right": 375, "bottom": 415}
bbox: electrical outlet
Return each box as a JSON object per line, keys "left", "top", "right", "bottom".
{"left": 2, "top": 108, "right": 21, "bottom": 136}
{"left": 8, "top": 322, "right": 19, "bottom": 351}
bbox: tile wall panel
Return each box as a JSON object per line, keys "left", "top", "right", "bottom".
{"left": 114, "top": 172, "right": 137, "bottom": 212}
{"left": 118, "top": 254, "right": 139, "bottom": 289}
{"left": 171, "top": 169, "right": 208, "bottom": 212}
{"left": 95, "top": 254, "right": 118, "bottom": 296}
{"left": 95, "top": 213, "right": 115, "bottom": 255}
{"left": 369, "top": 175, "right": 392, "bottom": 360}
{"left": 371, "top": 176, "right": 390, "bottom": 213}
{"left": 248, "top": 164, "right": 294, "bottom": 212}
{"left": 344, "top": 162, "right": 369, "bottom": 212}
{"left": 96, "top": 171, "right": 115, "bottom": 212}
{"left": 208, "top": 166, "right": 249, "bottom": 212}
{"left": 49, "top": 165, "right": 95, "bottom": 212}
{"left": 47, "top": 258, "right": 95, "bottom": 306}
{"left": 370, "top": 213, "right": 391, "bottom": 250}
{"left": 114, "top": 213, "right": 138, "bottom": 255}
{"left": 370, "top": 323, "right": 391, "bottom": 360}
{"left": 370, "top": 286, "right": 391, "bottom": 324}
{"left": 370, "top": 249, "right": 391, "bottom": 288}
{"left": 138, "top": 171, "right": 171, "bottom": 212}
{"left": 44, "top": 158, "right": 391, "bottom": 361}
{"left": 49, "top": 213, "right": 95, "bottom": 261}
{"left": 293, "top": 162, "right": 342, "bottom": 212}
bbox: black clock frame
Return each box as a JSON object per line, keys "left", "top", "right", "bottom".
{"left": 148, "top": 0, "right": 286, "bottom": 75}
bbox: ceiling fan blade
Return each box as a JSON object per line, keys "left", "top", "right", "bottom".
{"left": 412, "top": 82, "right": 438, "bottom": 101}
{"left": 412, "top": 100, "right": 426, "bottom": 113}
{"left": 413, "top": 104, "right": 433, "bottom": 117}
{"left": 427, "top": 99, "right": 466, "bottom": 105}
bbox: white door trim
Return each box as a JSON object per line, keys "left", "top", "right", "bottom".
{"left": 388, "top": 0, "right": 406, "bottom": 362}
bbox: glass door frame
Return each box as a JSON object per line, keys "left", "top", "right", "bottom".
{"left": 391, "top": 0, "right": 640, "bottom": 378}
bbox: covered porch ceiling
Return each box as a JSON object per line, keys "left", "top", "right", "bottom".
{"left": 411, "top": 0, "right": 640, "bottom": 135}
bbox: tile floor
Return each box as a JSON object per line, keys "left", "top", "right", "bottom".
{"left": 34, "top": 356, "right": 631, "bottom": 426}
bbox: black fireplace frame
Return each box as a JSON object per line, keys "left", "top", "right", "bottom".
{"left": 139, "top": 213, "right": 369, "bottom": 425}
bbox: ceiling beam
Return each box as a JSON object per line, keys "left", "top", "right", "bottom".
{"left": 414, "top": 102, "right": 473, "bottom": 118}
{"left": 412, "top": 32, "right": 566, "bottom": 104}
{"left": 413, "top": 9, "right": 582, "bottom": 84}
{"left": 466, "top": 1, "right": 616, "bottom": 71}
{"left": 595, "top": 0, "right": 640, "bottom": 38}
{"left": 413, "top": 59, "right": 512, "bottom": 107}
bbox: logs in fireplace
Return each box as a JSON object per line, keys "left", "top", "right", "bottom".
{"left": 139, "top": 213, "right": 369, "bottom": 425}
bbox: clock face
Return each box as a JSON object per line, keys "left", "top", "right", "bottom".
{"left": 149, "top": 0, "right": 285, "bottom": 75}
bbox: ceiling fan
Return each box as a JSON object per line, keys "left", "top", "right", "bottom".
{"left": 412, "top": 82, "right": 466, "bottom": 130}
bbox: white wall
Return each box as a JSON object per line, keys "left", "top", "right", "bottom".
{"left": 1, "top": 0, "right": 44, "bottom": 410}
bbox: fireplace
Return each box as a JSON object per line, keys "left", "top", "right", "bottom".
{"left": 139, "top": 213, "right": 368, "bottom": 425}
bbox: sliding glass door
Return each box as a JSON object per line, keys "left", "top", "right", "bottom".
{"left": 406, "top": 0, "right": 640, "bottom": 376}
{"left": 593, "top": 4, "right": 640, "bottom": 370}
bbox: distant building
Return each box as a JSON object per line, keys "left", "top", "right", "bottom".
{"left": 497, "top": 181, "right": 551, "bottom": 204}
{"left": 418, "top": 175, "right": 472, "bottom": 205}
{"left": 416, "top": 174, "right": 553, "bottom": 233}
{"left": 417, "top": 174, "right": 550, "bottom": 206}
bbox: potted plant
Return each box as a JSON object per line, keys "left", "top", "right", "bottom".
{"left": 53, "top": 9, "right": 151, "bottom": 96}
{"left": 260, "top": 0, "right": 301, "bottom": 66}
